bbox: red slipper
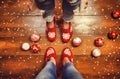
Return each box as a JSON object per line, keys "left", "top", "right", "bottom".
{"left": 62, "top": 47, "right": 73, "bottom": 66}
{"left": 45, "top": 47, "right": 56, "bottom": 63}
{"left": 62, "top": 22, "right": 72, "bottom": 43}
{"left": 46, "top": 17, "right": 56, "bottom": 42}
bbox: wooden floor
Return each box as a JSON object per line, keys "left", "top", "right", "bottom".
{"left": 0, "top": 0, "right": 120, "bottom": 79}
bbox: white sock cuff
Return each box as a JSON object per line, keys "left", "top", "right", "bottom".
{"left": 45, "top": 15, "right": 54, "bottom": 22}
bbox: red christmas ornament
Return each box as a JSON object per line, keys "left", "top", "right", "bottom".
{"left": 30, "top": 33, "right": 40, "bottom": 42}
{"left": 112, "top": 10, "right": 120, "bottom": 19}
{"left": 31, "top": 44, "right": 40, "bottom": 53}
{"left": 94, "top": 38, "right": 104, "bottom": 47}
{"left": 72, "top": 37, "right": 82, "bottom": 47}
{"left": 108, "top": 31, "right": 118, "bottom": 39}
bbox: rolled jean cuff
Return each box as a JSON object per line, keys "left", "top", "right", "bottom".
{"left": 44, "top": 15, "right": 54, "bottom": 22}
{"left": 63, "top": 17, "right": 73, "bottom": 22}
{"left": 62, "top": 0, "right": 80, "bottom": 22}
{"left": 63, "top": 10, "right": 74, "bottom": 22}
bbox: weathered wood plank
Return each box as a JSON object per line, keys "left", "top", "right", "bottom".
{"left": 0, "top": 0, "right": 120, "bottom": 79}
{"left": 0, "top": 55, "right": 120, "bottom": 79}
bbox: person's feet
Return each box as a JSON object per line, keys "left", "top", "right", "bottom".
{"left": 45, "top": 47, "right": 56, "bottom": 65}
{"left": 62, "top": 21, "right": 73, "bottom": 43}
{"left": 46, "top": 17, "right": 73, "bottom": 43}
{"left": 62, "top": 47, "right": 73, "bottom": 66}
{"left": 46, "top": 17, "right": 56, "bottom": 42}
{"left": 45, "top": 47, "right": 73, "bottom": 67}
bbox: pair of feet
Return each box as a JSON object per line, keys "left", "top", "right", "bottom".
{"left": 45, "top": 47, "right": 73, "bottom": 66}
{"left": 46, "top": 17, "right": 72, "bottom": 43}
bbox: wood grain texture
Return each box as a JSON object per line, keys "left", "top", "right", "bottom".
{"left": 0, "top": 0, "right": 120, "bottom": 79}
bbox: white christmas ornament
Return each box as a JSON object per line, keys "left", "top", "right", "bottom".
{"left": 22, "top": 43, "right": 30, "bottom": 51}
{"left": 30, "top": 34, "right": 40, "bottom": 42}
{"left": 92, "top": 48, "right": 101, "bottom": 57}
{"left": 72, "top": 37, "right": 82, "bottom": 47}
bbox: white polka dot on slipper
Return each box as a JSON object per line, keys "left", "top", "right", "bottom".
{"left": 21, "top": 43, "right": 30, "bottom": 51}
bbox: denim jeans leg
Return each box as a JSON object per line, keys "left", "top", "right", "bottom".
{"left": 35, "top": 0, "right": 55, "bottom": 22}
{"left": 62, "top": 62, "right": 83, "bottom": 79}
{"left": 62, "top": 0, "right": 81, "bottom": 22}
{"left": 35, "top": 61, "right": 57, "bottom": 79}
